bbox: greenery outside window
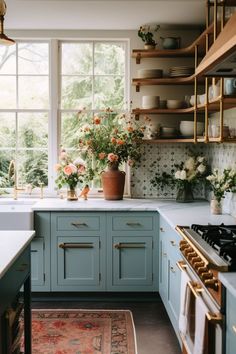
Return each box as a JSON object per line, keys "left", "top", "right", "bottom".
{"left": 0, "top": 42, "right": 49, "bottom": 192}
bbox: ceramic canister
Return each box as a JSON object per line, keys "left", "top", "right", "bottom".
{"left": 224, "top": 78, "right": 236, "bottom": 96}
{"left": 142, "top": 96, "right": 160, "bottom": 109}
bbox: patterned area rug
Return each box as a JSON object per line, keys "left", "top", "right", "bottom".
{"left": 23, "top": 309, "right": 137, "bottom": 354}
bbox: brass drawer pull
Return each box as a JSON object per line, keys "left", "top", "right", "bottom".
{"left": 114, "top": 243, "right": 145, "bottom": 249}
{"left": 59, "top": 243, "right": 93, "bottom": 249}
{"left": 232, "top": 325, "right": 236, "bottom": 334}
{"left": 126, "top": 222, "right": 141, "bottom": 226}
{"left": 31, "top": 250, "right": 37, "bottom": 253}
{"left": 16, "top": 263, "right": 28, "bottom": 272}
{"left": 170, "top": 240, "right": 176, "bottom": 246}
{"left": 71, "top": 222, "right": 88, "bottom": 228}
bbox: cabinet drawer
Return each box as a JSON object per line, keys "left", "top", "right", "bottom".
{"left": 226, "top": 291, "right": 236, "bottom": 354}
{"left": 111, "top": 214, "right": 154, "bottom": 231}
{"left": 159, "top": 216, "right": 182, "bottom": 256}
{"left": 55, "top": 214, "right": 101, "bottom": 232}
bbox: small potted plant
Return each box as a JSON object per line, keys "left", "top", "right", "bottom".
{"left": 138, "top": 24, "right": 160, "bottom": 50}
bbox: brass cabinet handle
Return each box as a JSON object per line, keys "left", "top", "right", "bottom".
{"left": 170, "top": 240, "right": 176, "bottom": 246}
{"left": 114, "top": 243, "right": 145, "bottom": 249}
{"left": 232, "top": 325, "right": 236, "bottom": 334}
{"left": 16, "top": 263, "right": 28, "bottom": 272}
{"left": 59, "top": 243, "right": 93, "bottom": 249}
{"left": 71, "top": 222, "right": 88, "bottom": 228}
{"left": 126, "top": 222, "right": 141, "bottom": 226}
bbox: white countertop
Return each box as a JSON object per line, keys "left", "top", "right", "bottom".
{"left": 2, "top": 197, "right": 236, "bottom": 292}
{"left": 0, "top": 230, "right": 35, "bottom": 279}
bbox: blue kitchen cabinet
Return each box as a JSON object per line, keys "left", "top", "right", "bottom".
{"left": 32, "top": 212, "right": 51, "bottom": 291}
{"left": 226, "top": 289, "right": 236, "bottom": 354}
{"left": 159, "top": 215, "right": 183, "bottom": 341}
{"left": 51, "top": 212, "right": 106, "bottom": 291}
{"left": 107, "top": 212, "right": 158, "bottom": 291}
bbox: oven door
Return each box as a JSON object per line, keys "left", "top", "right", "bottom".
{"left": 177, "top": 261, "right": 223, "bottom": 354}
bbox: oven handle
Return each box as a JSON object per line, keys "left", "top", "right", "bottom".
{"left": 176, "top": 261, "right": 222, "bottom": 324}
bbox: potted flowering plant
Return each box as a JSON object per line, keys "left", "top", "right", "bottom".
{"left": 138, "top": 24, "right": 160, "bottom": 49}
{"left": 55, "top": 149, "right": 86, "bottom": 200}
{"left": 78, "top": 108, "right": 145, "bottom": 200}
{"left": 150, "top": 154, "right": 208, "bottom": 202}
{"left": 206, "top": 168, "right": 236, "bottom": 214}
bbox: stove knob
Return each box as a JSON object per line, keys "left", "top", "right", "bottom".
{"left": 180, "top": 243, "right": 189, "bottom": 252}
{"left": 201, "top": 272, "right": 213, "bottom": 280}
{"left": 191, "top": 256, "right": 201, "bottom": 264}
{"left": 204, "top": 279, "right": 219, "bottom": 290}
{"left": 198, "top": 266, "right": 208, "bottom": 274}
{"left": 187, "top": 251, "right": 197, "bottom": 260}
{"left": 195, "top": 262, "right": 205, "bottom": 270}
{"left": 183, "top": 247, "right": 193, "bottom": 256}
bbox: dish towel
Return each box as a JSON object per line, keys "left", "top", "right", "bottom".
{"left": 179, "top": 268, "right": 191, "bottom": 336}
{"left": 193, "top": 295, "right": 209, "bottom": 354}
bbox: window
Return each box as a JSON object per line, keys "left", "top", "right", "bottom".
{"left": 0, "top": 42, "right": 49, "bottom": 190}
{"left": 59, "top": 41, "right": 127, "bottom": 189}
{"left": 0, "top": 39, "right": 128, "bottom": 194}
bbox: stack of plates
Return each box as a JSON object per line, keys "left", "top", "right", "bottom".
{"left": 169, "top": 66, "right": 194, "bottom": 77}
{"left": 138, "top": 69, "right": 163, "bottom": 79}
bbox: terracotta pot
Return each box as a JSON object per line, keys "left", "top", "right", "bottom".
{"left": 101, "top": 165, "right": 126, "bottom": 200}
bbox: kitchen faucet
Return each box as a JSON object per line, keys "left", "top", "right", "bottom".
{"left": 8, "top": 160, "right": 25, "bottom": 200}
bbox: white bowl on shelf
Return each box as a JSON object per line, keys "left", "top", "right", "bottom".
{"left": 142, "top": 95, "right": 160, "bottom": 109}
{"left": 167, "top": 100, "right": 183, "bottom": 109}
{"left": 137, "top": 69, "right": 163, "bottom": 79}
{"left": 180, "top": 121, "right": 204, "bottom": 137}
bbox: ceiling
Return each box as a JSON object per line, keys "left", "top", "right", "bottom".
{"left": 5, "top": 0, "right": 206, "bottom": 30}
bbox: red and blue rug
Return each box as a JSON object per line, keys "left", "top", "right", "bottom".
{"left": 22, "top": 309, "right": 137, "bottom": 354}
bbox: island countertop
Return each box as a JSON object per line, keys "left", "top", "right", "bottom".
{"left": 0, "top": 230, "right": 35, "bottom": 279}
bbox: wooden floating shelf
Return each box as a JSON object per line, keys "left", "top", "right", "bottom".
{"left": 132, "top": 75, "right": 205, "bottom": 92}
{"left": 132, "top": 23, "right": 214, "bottom": 64}
{"left": 142, "top": 138, "right": 195, "bottom": 144}
{"left": 133, "top": 96, "right": 236, "bottom": 117}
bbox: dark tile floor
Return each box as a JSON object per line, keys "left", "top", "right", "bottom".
{"left": 32, "top": 294, "right": 181, "bottom": 354}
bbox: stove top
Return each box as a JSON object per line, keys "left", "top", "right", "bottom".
{"left": 191, "top": 224, "right": 236, "bottom": 270}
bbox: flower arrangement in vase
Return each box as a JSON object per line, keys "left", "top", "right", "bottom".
{"left": 55, "top": 149, "right": 86, "bottom": 200}
{"left": 138, "top": 24, "right": 160, "bottom": 49}
{"left": 206, "top": 168, "right": 236, "bottom": 214}
{"left": 78, "top": 108, "right": 146, "bottom": 200}
{"left": 151, "top": 154, "right": 208, "bottom": 202}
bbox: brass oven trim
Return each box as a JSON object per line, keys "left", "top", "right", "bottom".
{"left": 176, "top": 225, "right": 228, "bottom": 272}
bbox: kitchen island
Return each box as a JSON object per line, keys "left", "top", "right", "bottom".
{"left": 0, "top": 230, "right": 35, "bottom": 354}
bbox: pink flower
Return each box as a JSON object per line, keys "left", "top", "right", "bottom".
{"left": 55, "top": 163, "right": 61, "bottom": 171}
{"left": 128, "top": 159, "right": 135, "bottom": 167}
{"left": 78, "top": 165, "right": 86, "bottom": 174}
{"left": 60, "top": 151, "right": 67, "bottom": 160}
{"left": 63, "top": 165, "right": 73, "bottom": 176}
{"left": 99, "top": 152, "right": 106, "bottom": 160}
{"left": 108, "top": 153, "right": 118, "bottom": 162}
{"left": 68, "top": 163, "right": 77, "bottom": 173}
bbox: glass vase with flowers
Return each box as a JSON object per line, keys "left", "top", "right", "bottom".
{"left": 55, "top": 149, "right": 86, "bottom": 200}
{"left": 150, "top": 154, "right": 208, "bottom": 202}
{"left": 78, "top": 108, "right": 146, "bottom": 200}
{"left": 206, "top": 168, "right": 236, "bottom": 214}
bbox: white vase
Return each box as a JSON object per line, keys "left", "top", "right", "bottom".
{"left": 210, "top": 199, "right": 222, "bottom": 215}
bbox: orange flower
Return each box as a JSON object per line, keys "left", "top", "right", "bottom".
{"left": 127, "top": 126, "right": 134, "bottom": 132}
{"left": 93, "top": 116, "right": 101, "bottom": 125}
{"left": 117, "top": 139, "right": 125, "bottom": 145}
{"left": 99, "top": 152, "right": 106, "bottom": 160}
{"left": 55, "top": 163, "right": 61, "bottom": 171}
{"left": 111, "top": 137, "right": 116, "bottom": 144}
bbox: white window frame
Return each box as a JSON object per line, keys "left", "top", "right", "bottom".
{"left": 0, "top": 37, "right": 130, "bottom": 197}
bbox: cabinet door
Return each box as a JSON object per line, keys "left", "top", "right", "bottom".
{"left": 111, "top": 236, "right": 153, "bottom": 287}
{"left": 226, "top": 291, "right": 236, "bottom": 354}
{"left": 168, "top": 253, "right": 181, "bottom": 325}
{"left": 55, "top": 236, "right": 101, "bottom": 288}
{"left": 31, "top": 238, "right": 45, "bottom": 286}
{"left": 159, "top": 233, "right": 168, "bottom": 303}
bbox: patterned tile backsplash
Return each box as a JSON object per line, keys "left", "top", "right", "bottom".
{"left": 131, "top": 141, "right": 236, "bottom": 205}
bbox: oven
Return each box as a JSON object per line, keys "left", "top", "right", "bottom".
{"left": 175, "top": 224, "right": 234, "bottom": 354}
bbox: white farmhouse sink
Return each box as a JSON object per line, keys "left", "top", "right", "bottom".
{"left": 0, "top": 200, "right": 36, "bottom": 230}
